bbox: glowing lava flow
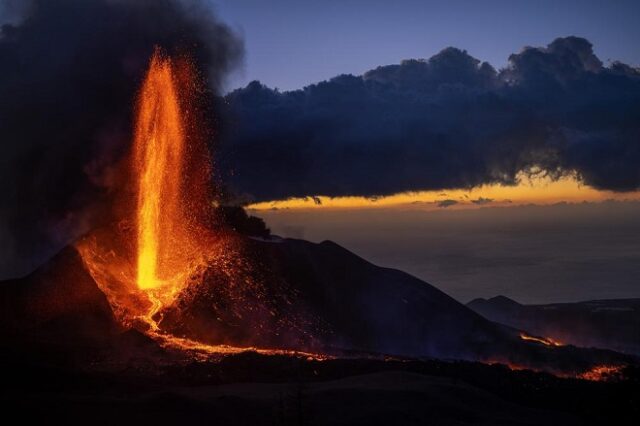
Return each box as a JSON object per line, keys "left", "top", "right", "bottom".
{"left": 519, "top": 332, "right": 563, "bottom": 347}
{"left": 482, "top": 360, "right": 628, "bottom": 382}
{"left": 578, "top": 364, "right": 625, "bottom": 381}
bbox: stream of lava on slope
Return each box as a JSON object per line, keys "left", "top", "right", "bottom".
{"left": 518, "top": 332, "right": 563, "bottom": 347}
{"left": 486, "top": 360, "right": 627, "bottom": 382}
{"left": 75, "top": 49, "right": 328, "bottom": 361}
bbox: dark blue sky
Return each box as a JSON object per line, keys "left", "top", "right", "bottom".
{"left": 215, "top": 0, "right": 640, "bottom": 91}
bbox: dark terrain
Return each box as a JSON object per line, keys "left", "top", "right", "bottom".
{"left": 161, "top": 236, "right": 637, "bottom": 374}
{"left": 468, "top": 296, "right": 640, "bottom": 355}
{"left": 1, "top": 349, "right": 639, "bottom": 425}
{"left": 0, "top": 235, "right": 638, "bottom": 424}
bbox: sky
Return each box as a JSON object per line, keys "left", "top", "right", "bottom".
{"left": 215, "top": 0, "right": 640, "bottom": 91}
{"left": 213, "top": 0, "right": 640, "bottom": 303}
{"left": 211, "top": 0, "right": 640, "bottom": 211}
{"left": 0, "top": 0, "right": 638, "bottom": 303}
{"left": 247, "top": 175, "right": 640, "bottom": 211}
{"left": 255, "top": 201, "right": 640, "bottom": 304}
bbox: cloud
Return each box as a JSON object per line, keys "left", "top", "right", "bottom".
{"left": 471, "top": 197, "right": 494, "bottom": 205}
{"left": 437, "top": 199, "right": 458, "bottom": 208}
{"left": 0, "top": 0, "right": 242, "bottom": 277}
{"left": 220, "top": 37, "right": 640, "bottom": 202}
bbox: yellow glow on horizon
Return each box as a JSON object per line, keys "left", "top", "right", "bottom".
{"left": 247, "top": 174, "right": 640, "bottom": 211}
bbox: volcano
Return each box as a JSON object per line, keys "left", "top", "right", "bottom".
{"left": 0, "top": 50, "right": 635, "bottom": 380}
{"left": 3, "top": 231, "right": 639, "bottom": 424}
{"left": 1, "top": 233, "right": 635, "bottom": 377}
{"left": 1, "top": 49, "right": 638, "bottom": 426}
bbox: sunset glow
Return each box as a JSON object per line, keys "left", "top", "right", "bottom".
{"left": 248, "top": 174, "right": 640, "bottom": 211}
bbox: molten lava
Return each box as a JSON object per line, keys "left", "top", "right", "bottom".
{"left": 125, "top": 50, "right": 220, "bottom": 336}
{"left": 578, "top": 364, "right": 625, "bottom": 381}
{"left": 132, "top": 51, "right": 206, "bottom": 294}
{"left": 76, "top": 48, "right": 217, "bottom": 343}
{"left": 75, "top": 49, "right": 327, "bottom": 361}
{"left": 519, "top": 332, "right": 563, "bottom": 347}
{"left": 484, "top": 360, "right": 627, "bottom": 382}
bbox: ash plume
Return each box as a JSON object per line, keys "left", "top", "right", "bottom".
{"left": 221, "top": 37, "right": 640, "bottom": 202}
{"left": 0, "top": 0, "right": 242, "bottom": 278}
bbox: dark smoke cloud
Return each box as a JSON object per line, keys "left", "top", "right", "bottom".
{"left": 437, "top": 200, "right": 458, "bottom": 208}
{"left": 472, "top": 197, "right": 494, "bottom": 205}
{"left": 0, "top": 0, "right": 242, "bottom": 277}
{"left": 220, "top": 37, "right": 640, "bottom": 202}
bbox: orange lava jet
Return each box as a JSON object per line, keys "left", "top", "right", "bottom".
{"left": 76, "top": 48, "right": 218, "bottom": 342}
{"left": 128, "top": 50, "right": 217, "bottom": 336}
{"left": 75, "top": 49, "right": 328, "bottom": 361}
{"left": 133, "top": 52, "right": 186, "bottom": 290}
{"left": 132, "top": 50, "right": 217, "bottom": 298}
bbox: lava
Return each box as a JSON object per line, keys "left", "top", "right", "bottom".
{"left": 133, "top": 52, "right": 186, "bottom": 290}
{"left": 129, "top": 50, "right": 216, "bottom": 342}
{"left": 74, "top": 49, "right": 325, "bottom": 361}
{"left": 578, "top": 364, "right": 625, "bottom": 381}
{"left": 75, "top": 49, "right": 224, "bottom": 347}
{"left": 483, "top": 359, "right": 628, "bottom": 382}
{"left": 131, "top": 49, "right": 218, "bottom": 300}
{"left": 519, "top": 332, "right": 563, "bottom": 347}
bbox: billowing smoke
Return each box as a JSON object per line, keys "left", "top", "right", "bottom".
{"left": 0, "top": 0, "right": 242, "bottom": 277}
{"left": 220, "top": 37, "right": 640, "bottom": 202}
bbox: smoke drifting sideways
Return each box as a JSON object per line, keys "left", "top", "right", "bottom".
{"left": 221, "top": 37, "right": 640, "bottom": 202}
{"left": 0, "top": 0, "right": 242, "bottom": 278}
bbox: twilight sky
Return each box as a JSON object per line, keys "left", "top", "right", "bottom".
{"left": 0, "top": 0, "right": 638, "bottom": 303}
{"left": 255, "top": 201, "right": 640, "bottom": 304}
{"left": 215, "top": 0, "right": 640, "bottom": 91}
{"left": 214, "top": 0, "right": 640, "bottom": 303}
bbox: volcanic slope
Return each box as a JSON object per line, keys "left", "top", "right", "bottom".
{"left": 0, "top": 235, "right": 635, "bottom": 374}
{"left": 468, "top": 296, "right": 640, "bottom": 355}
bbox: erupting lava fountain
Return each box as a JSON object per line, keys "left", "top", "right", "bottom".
{"left": 76, "top": 49, "right": 250, "bottom": 355}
